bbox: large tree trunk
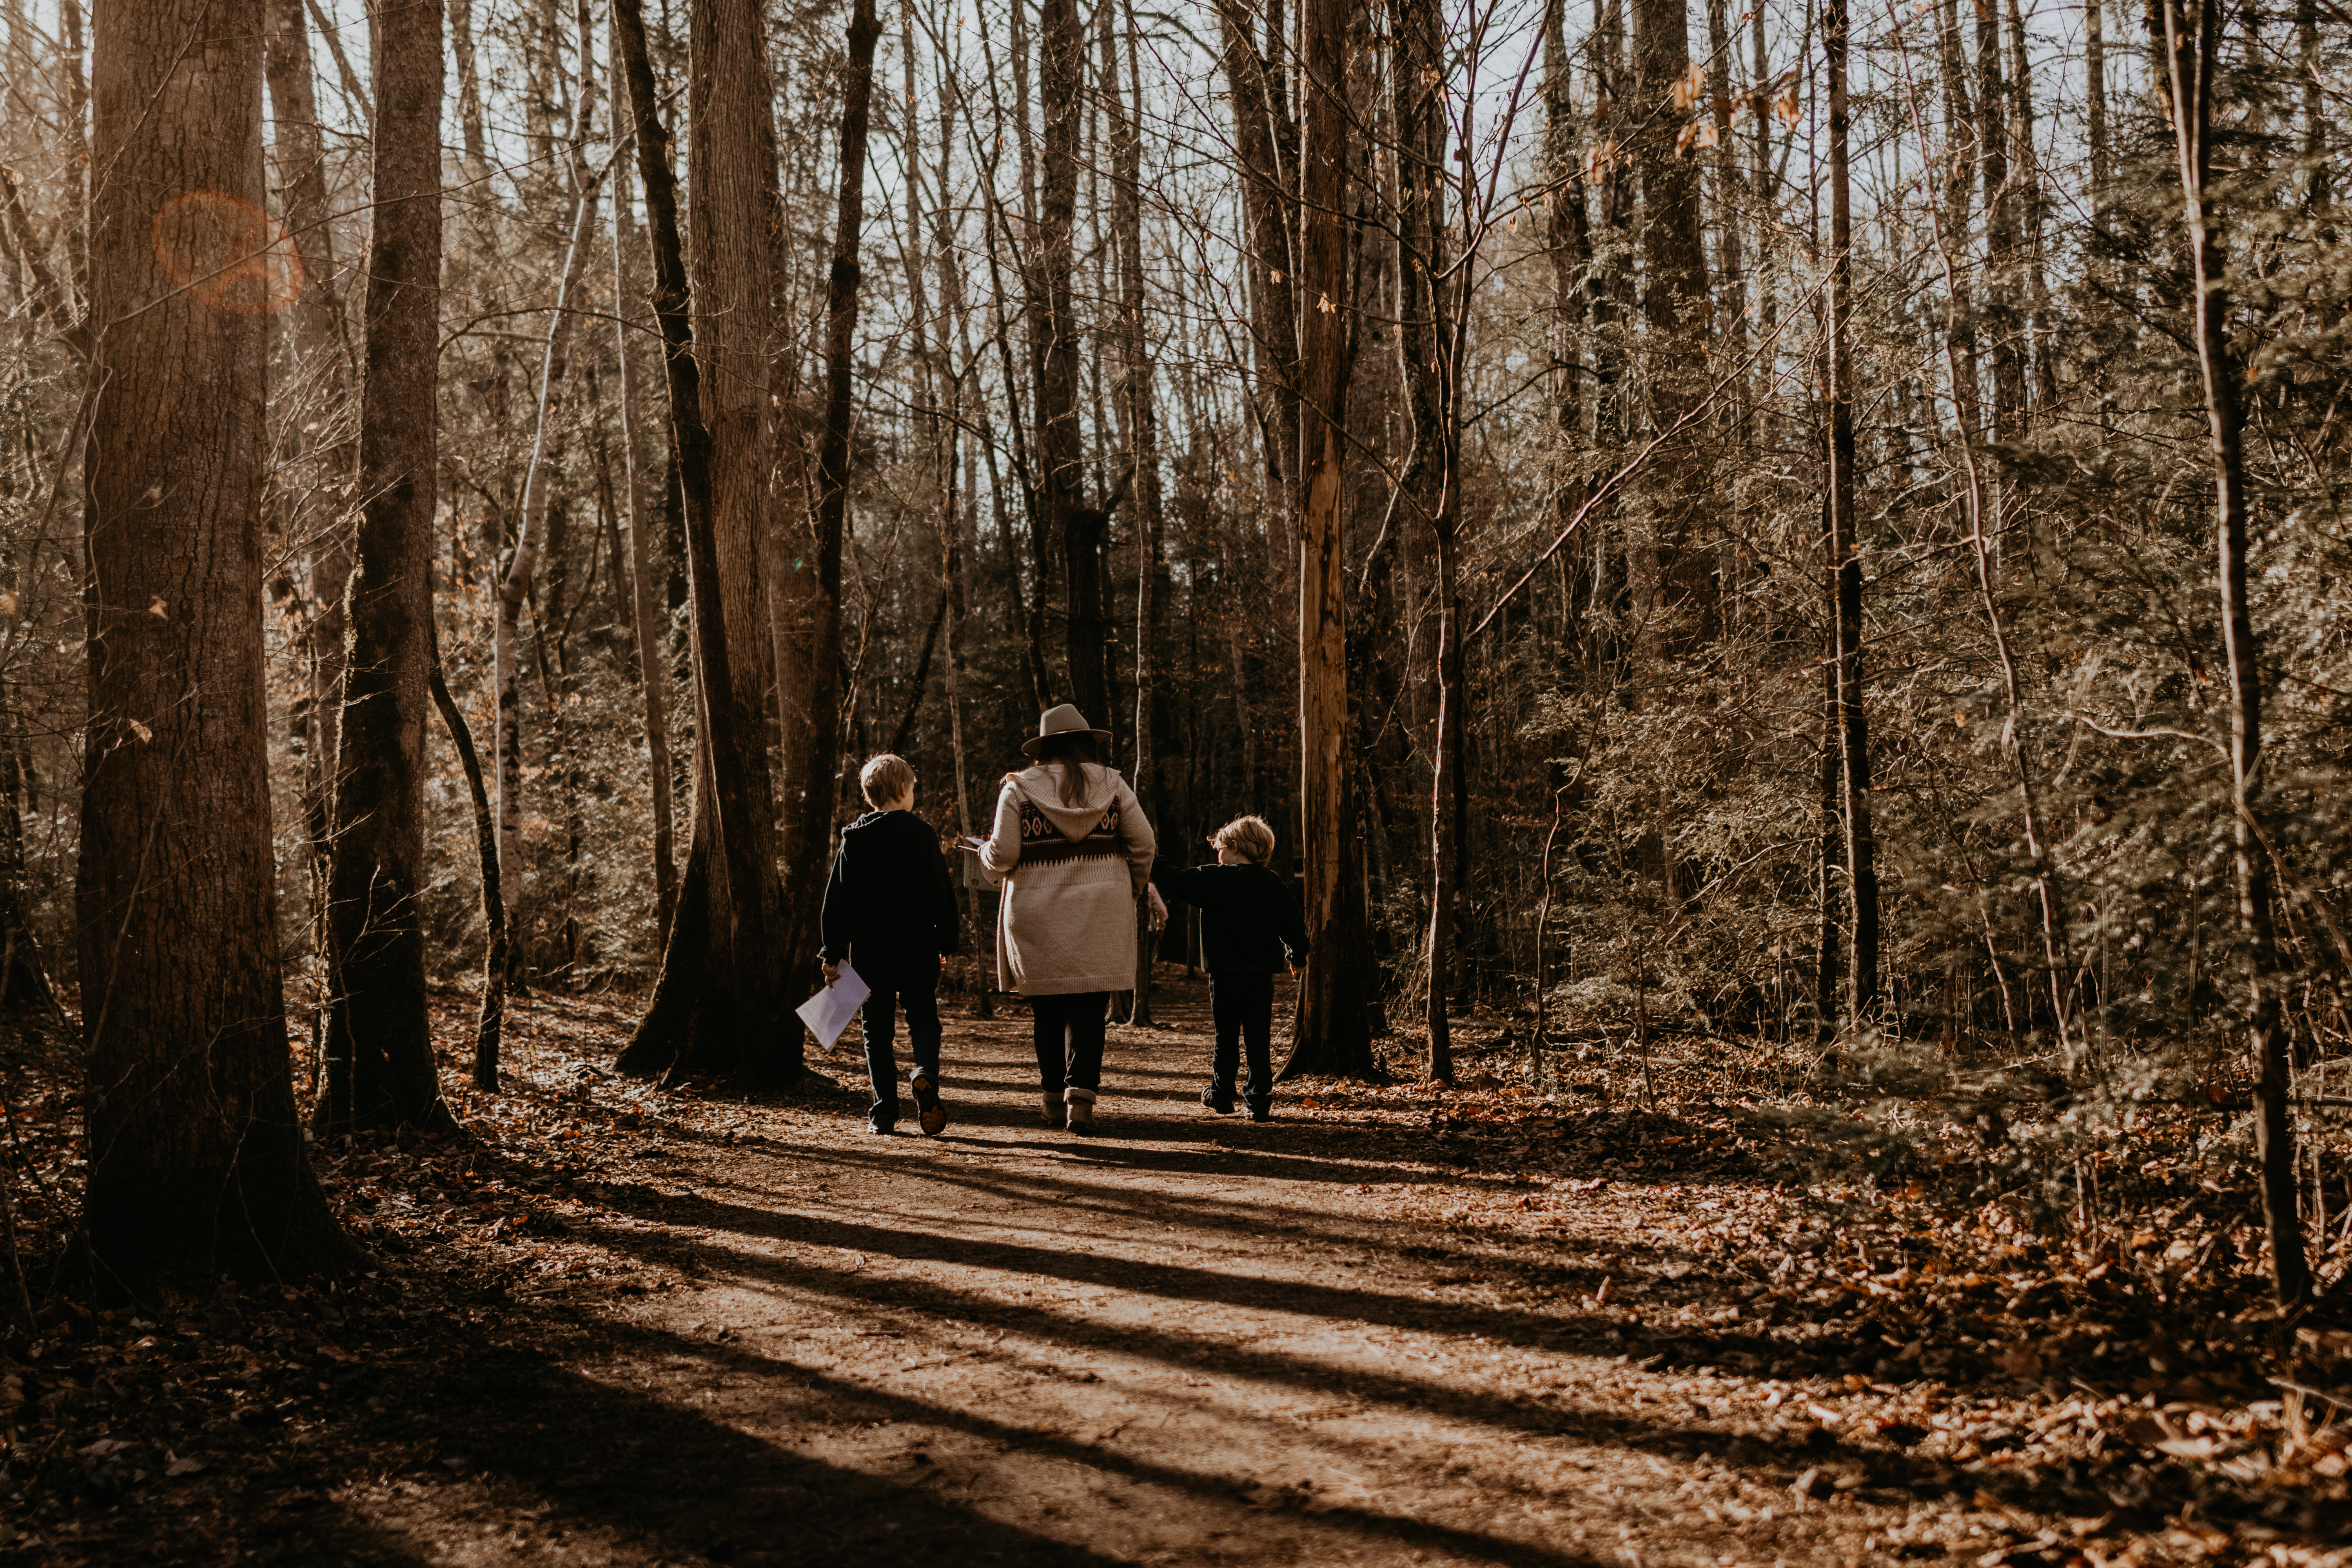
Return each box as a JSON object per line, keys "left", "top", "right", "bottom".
{"left": 2152, "top": 0, "right": 2310, "bottom": 1305}
{"left": 1826, "top": 0, "right": 1880, "bottom": 1024}
{"left": 313, "top": 0, "right": 455, "bottom": 1134}
{"left": 612, "top": 0, "right": 793, "bottom": 1085}
{"left": 80, "top": 0, "right": 355, "bottom": 1288}
{"left": 1281, "top": 0, "right": 1376, "bottom": 1081}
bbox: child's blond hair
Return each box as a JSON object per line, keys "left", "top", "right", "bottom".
{"left": 1212, "top": 814, "right": 1276, "bottom": 866}
{"left": 859, "top": 753, "right": 916, "bottom": 808}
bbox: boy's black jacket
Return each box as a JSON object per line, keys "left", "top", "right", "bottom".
{"left": 819, "top": 810, "right": 961, "bottom": 984}
{"left": 1150, "top": 859, "right": 1309, "bottom": 973}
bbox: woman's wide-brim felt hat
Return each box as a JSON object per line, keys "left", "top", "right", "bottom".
{"left": 1022, "top": 703, "right": 1114, "bottom": 755}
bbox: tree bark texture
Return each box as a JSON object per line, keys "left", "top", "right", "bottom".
{"left": 1393, "top": 0, "right": 1459, "bottom": 1083}
{"left": 610, "top": 148, "right": 675, "bottom": 942}
{"left": 1826, "top": 0, "right": 1880, "bottom": 1024}
{"left": 80, "top": 0, "right": 354, "bottom": 1288}
{"left": 1033, "top": 0, "right": 1097, "bottom": 719}
{"left": 1631, "top": 0, "right": 1714, "bottom": 639}
{"left": 1114, "top": 0, "right": 1162, "bottom": 1024}
{"left": 612, "top": 0, "right": 791, "bottom": 1084}
{"left": 774, "top": 0, "right": 879, "bottom": 1031}
{"left": 1216, "top": 0, "right": 1299, "bottom": 540}
{"left": 2152, "top": 0, "right": 2310, "bottom": 1305}
{"left": 314, "top": 0, "right": 455, "bottom": 1134}
{"left": 1282, "top": 0, "right": 1376, "bottom": 1080}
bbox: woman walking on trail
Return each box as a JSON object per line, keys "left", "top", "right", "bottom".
{"left": 978, "top": 705, "right": 1159, "bottom": 1135}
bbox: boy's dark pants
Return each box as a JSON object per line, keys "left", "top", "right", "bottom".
{"left": 1209, "top": 971, "right": 1275, "bottom": 1110}
{"left": 1030, "top": 991, "right": 1108, "bottom": 1096}
{"left": 861, "top": 979, "right": 942, "bottom": 1127}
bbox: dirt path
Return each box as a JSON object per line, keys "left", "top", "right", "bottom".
{"left": 289, "top": 975, "right": 2057, "bottom": 1568}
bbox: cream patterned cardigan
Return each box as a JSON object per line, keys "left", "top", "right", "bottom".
{"left": 978, "top": 763, "right": 1156, "bottom": 995}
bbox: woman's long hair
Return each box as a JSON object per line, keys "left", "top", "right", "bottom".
{"left": 1033, "top": 731, "right": 1101, "bottom": 807}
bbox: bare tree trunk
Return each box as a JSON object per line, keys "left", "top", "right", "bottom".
{"left": 1827, "top": 0, "right": 1880, "bottom": 1023}
{"left": 1816, "top": 651, "right": 1843, "bottom": 1042}
{"left": 1632, "top": 0, "right": 1714, "bottom": 641}
{"left": 1393, "top": 0, "right": 1458, "bottom": 1084}
{"left": 1216, "top": 0, "right": 1300, "bottom": 550}
{"left": 613, "top": 0, "right": 790, "bottom": 1084}
{"left": 262, "top": 0, "right": 352, "bottom": 1063}
{"left": 450, "top": 0, "right": 487, "bottom": 172}
{"left": 1113, "top": 0, "right": 1162, "bottom": 1024}
{"left": 1976, "top": 0, "right": 2024, "bottom": 443}
{"left": 314, "top": 0, "right": 455, "bottom": 1133}
{"left": 1281, "top": 0, "right": 1376, "bottom": 1080}
{"left": 2086, "top": 0, "right": 2108, "bottom": 194}
{"left": 774, "top": 0, "right": 879, "bottom": 1030}
{"left": 1033, "top": 0, "right": 1098, "bottom": 718}
{"left": 81, "top": 0, "right": 355, "bottom": 1287}
{"left": 422, "top": 607, "right": 506, "bottom": 1088}
{"left": 2152, "top": 0, "right": 2310, "bottom": 1305}
{"left": 611, "top": 145, "right": 677, "bottom": 941}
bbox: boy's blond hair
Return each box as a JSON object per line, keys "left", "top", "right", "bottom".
{"left": 1212, "top": 814, "right": 1276, "bottom": 866}
{"left": 860, "top": 753, "right": 916, "bottom": 808}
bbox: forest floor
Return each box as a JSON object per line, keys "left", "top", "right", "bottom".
{"left": 4, "top": 971, "right": 2351, "bottom": 1566}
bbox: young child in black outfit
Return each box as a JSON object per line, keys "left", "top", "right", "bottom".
{"left": 1151, "top": 815, "right": 1308, "bottom": 1122}
{"left": 819, "top": 754, "right": 962, "bottom": 1136}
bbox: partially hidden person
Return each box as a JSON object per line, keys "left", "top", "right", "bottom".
{"left": 978, "top": 705, "right": 1158, "bottom": 1136}
{"left": 1151, "top": 815, "right": 1307, "bottom": 1123}
{"left": 820, "top": 753, "right": 962, "bottom": 1136}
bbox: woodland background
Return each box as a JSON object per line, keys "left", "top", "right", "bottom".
{"left": 0, "top": 0, "right": 2350, "bottom": 1298}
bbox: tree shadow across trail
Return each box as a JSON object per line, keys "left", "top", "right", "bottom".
{"left": 373, "top": 1338, "right": 1141, "bottom": 1567}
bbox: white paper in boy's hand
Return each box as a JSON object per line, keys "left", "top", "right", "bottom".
{"left": 795, "top": 962, "right": 869, "bottom": 1048}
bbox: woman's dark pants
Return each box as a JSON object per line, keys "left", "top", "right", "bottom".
{"left": 1031, "top": 991, "right": 1109, "bottom": 1096}
{"left": 1209, "top": 971, "right": 1275, "bottom": 1112}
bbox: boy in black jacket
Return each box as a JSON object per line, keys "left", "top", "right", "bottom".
{"left": 1151, "top": 815, "right": 1308, "bottom": 1122}
{"left": 820, "top": 754, "right": 962, "bottom": 1136}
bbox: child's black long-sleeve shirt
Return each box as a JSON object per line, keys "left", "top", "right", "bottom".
{"left": 819, "top": 810, "right": 961, "bottom": 985}
{"left": 1150, "top": 858, "right": 1308, "bottom": 973}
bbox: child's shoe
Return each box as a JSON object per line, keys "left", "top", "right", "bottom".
{"left": 1065, "top": 1086, "right": 1098, "bottom": 1136}
{"left": 1247, "top": 1097, "right": 1272, "bottom": 1124}
{"left": 1040, "top": 1093, "right": 1067, "bottom": 1129}
{"left": 910, "top": 1073, "right": 948, "bottom": 1137}
{"left": 869, "top": 1111, "right": 897, "bottom": 1134}
{"left": 1200, "top": 1082, "right": 1236, "bottom": 1115}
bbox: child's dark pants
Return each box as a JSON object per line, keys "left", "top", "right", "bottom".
{"left": 1209, "top": 971, "right": 1275, "bottom": 1111}
{"left": 861, "top": 984, "right": 942, "bottom": 1127}
{"left": 1030, "top": 991, "right": 1108, "bottom": 1096}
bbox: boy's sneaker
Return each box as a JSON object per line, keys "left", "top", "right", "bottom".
{"left": 1200, "top": 1083, "right": 1236, "bottom": 1115}
{"left": 1247, "top": 1100, "right": 1273, "bottom": 1124}
{"left": 869, "top": 1114, "right": 897, "bottom": 1135}
{"left": 910, "top": 1073, "right": 947, "bottom": 1137}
